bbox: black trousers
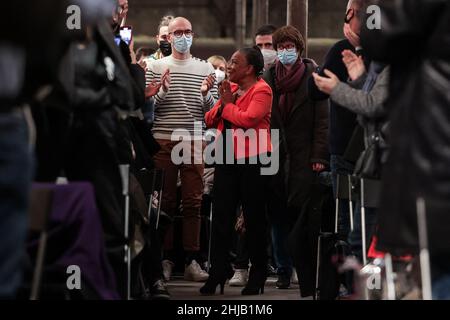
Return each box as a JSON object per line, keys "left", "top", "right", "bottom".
{"left": 211, "top": 163, "right": 268, "bottom": 274}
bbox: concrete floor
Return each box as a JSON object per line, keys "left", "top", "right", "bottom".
{"left": 167, "top": 276, "right": 311, "bottom": 300}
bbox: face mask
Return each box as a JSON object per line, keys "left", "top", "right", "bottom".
{"left": 215, "top": 69, "right": 226, "bottom": 84}
{"left": 159, "top": 40, "right": 172, "bottom": 57}
{"left": 261, "top": 49, "right": 277, "bottom": 69}
{"left": 173, "top": 35, "right": 193, "bottom": 54}
{"left": 277, "top": 48, "right": 298, "bottom": 66}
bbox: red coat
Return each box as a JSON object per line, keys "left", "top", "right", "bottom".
{"left": 205, "top": 79, "right": 273, "bottom": 159}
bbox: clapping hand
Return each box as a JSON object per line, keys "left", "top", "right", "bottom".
{"left": 219, "top": 80, "right": 234, "bottom": 105}
{"left": 342, "top": 49, "right": 366, "bottom": 81}
{"left": 161, "top": 69, "right": 171, "bottom": 93}
{"left": 145, "top": 79, "right": 161, "bottom": 99}
{"left": 201, "top": 74, "right": 216, "bottom": 96}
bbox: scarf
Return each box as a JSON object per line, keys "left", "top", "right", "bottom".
{"left": 275, "top": 58, "right": 306, "bottom": 123}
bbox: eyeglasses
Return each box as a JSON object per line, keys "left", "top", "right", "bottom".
{"left": 277, "top": 43, "right": 296, "bottom": 51}
{"left": 170, "top": 29, "right": 193, "bottom": 38}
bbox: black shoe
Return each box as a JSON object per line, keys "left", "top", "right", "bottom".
{"left": 200, "top": 267, "right": 233, "bottom": 296}
{"left": 276, "top": 273, "right": 291, "bottom": 289}
{"left": 200, "top": 278, "right": 227, "bottom": 295}
{"left": 241, "top": 267, "right": 267, "bottom": 295}
{"left": 150, "top": 280, "right": 171, "bottom": 300}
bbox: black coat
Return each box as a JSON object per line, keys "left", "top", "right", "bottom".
{"left": 308, "top": 39, "right": 359, "bottom": 156}
{"left": 263, "top": 60, "right": 329, "bottom": 209}
{"left": 362, "top": 0, "right": 450, "bottom": 256}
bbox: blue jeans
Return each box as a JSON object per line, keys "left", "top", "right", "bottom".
{"left": 142, "top": 99, "right": 155, "bottom": 125}
{"left": 432, "top": 258, "right": 450, "bottom": 300}
{"left": 271, "top": 221, "right": 293, "bottom": 276}
{"left": 433, "top": 274, "right": 450, "bottom": 300}
{"left": 330, "top": 155, "right": 355, "bottom": 239}
{"left": 0, "top": 109, "right": 33, "bottom": 298}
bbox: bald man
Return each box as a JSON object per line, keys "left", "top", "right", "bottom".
{"left": 146, "top": 17, "right": 218, "bottom": 283}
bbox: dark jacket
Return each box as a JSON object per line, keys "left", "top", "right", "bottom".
{"left": 263, "top": 59, "right": 329, "bottom": 208}
{"left": 308, "top": 39, "right": 358, "bottom": 156}
{"left": 1, "top": 0, "right": 71, "bottom": 110}
{"left": 361, "top": 0, "right": 450, "bottom": 256}
{"left": 330, "top": 63, "right": 390, "bottom": 156}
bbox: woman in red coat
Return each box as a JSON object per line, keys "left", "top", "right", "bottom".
{"left": 200, "top": 47, "right": 273, "bottom": 296}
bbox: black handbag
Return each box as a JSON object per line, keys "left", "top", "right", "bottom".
{"left": 353, "top": 122, "right": 385, "bottom": 180}
{"left": 343, "top": 124, "right": 366, "bottom": 164}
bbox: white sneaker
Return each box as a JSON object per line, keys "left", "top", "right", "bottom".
{"left": 229, "top": 269, "right": 248, "bottom": 287}
{"left": 162, "top": 260, "right": 174, "bottom": 282}
{"left": 291, "top": 269, "right": 299, "bottom": 284}
{"left": 184, "top": 260, "right": 209, "bottom": 282}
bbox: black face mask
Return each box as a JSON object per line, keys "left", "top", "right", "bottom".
{"left": 159, "top": 41, "right": 172, "bottom": 57}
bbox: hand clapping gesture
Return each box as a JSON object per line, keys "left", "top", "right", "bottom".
{"left": 201, "top": 74, "right": 216, "bottom": 96}
{"left": 342, "top": 49, "right": 366, "bottom": 81}
{"left": 219, "top": 80, "right": 234, "bottom": 105}
{"left": 145, "top": 69, "right": 171, "bottom": 99}
{"left": 161, "top": 69, "right": 171, "bottom": 93}
{"left": 145, "top": 80, "right": 161, "bottom": 99}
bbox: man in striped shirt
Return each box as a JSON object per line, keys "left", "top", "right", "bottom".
{"left": 145, "top": 17, "right": 218, "bottom": 282}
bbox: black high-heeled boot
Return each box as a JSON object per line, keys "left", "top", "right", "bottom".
{"left": 200, "top": 277, "right": 227, "bottom": 295}
{"left": 199, "top": 267, "right": 234, "bottom": 296}
{"left": 241, "top": 268, "right": 267, "bottom": 295}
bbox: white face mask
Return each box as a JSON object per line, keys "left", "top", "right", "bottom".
{"left": 261, "top": 49, "right": 278, "bottom": 69}
{"left": 215, "top": 69, "right": 226, "bottom": 84}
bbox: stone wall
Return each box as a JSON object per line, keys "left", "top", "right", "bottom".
{"left": 129, "top": 0, "right": 348, "bottom": 63}
{"left": 128, "top": 0, "right": 348, "bottom": 39}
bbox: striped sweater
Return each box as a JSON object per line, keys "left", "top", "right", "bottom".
{"left": 145, "top": 56, "right": 218, "bottom": 140}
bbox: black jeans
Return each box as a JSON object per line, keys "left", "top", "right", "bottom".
{"left": 210, "top": 162, "right": 268, "bottom": 274}
{"left": 234, "top": 233, "right": 250, "bottom": 270}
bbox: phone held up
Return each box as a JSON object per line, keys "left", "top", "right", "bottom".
{"left": 114, "top": 26, "right": 133, "bottom": 46}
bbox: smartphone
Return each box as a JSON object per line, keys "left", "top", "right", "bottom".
{"left": 120, "top": 26, "right": 133, "bottom": 46}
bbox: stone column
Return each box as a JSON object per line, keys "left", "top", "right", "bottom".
{"left": 286, "top": 0, "right": 308, "bottom": 56}
{"left": 252, "top": 0, "right": 269, "bottom": 38}
{"left": 235, "top": 0, "right": 247, "bottom": 49}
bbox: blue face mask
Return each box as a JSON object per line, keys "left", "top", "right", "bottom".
{"left": 173, "top": 35, "right": 193, "bottom": 54}
{"left": 277, "top": 48, "right": 298, "bottom": 65}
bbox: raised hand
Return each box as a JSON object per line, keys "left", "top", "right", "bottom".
{"left": 201, "top": 74, "right": 216, "bottom": 96}
{"left": 343, "top": 23, "right": 361, "bottom": 49}
{"left": 145, "top": 79, "right": 162, "bottom": 99}
{"left": 161, "top": 69, "right": 171, "bottom": 93}
{"left": 219, "top": 80, "right": 234, "bottom": 105}
{"left": 342, "top": 49, "right": 366, "bottom": 81}
{"left": 138, "top": 57, "right": 147, "bottom": 72}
